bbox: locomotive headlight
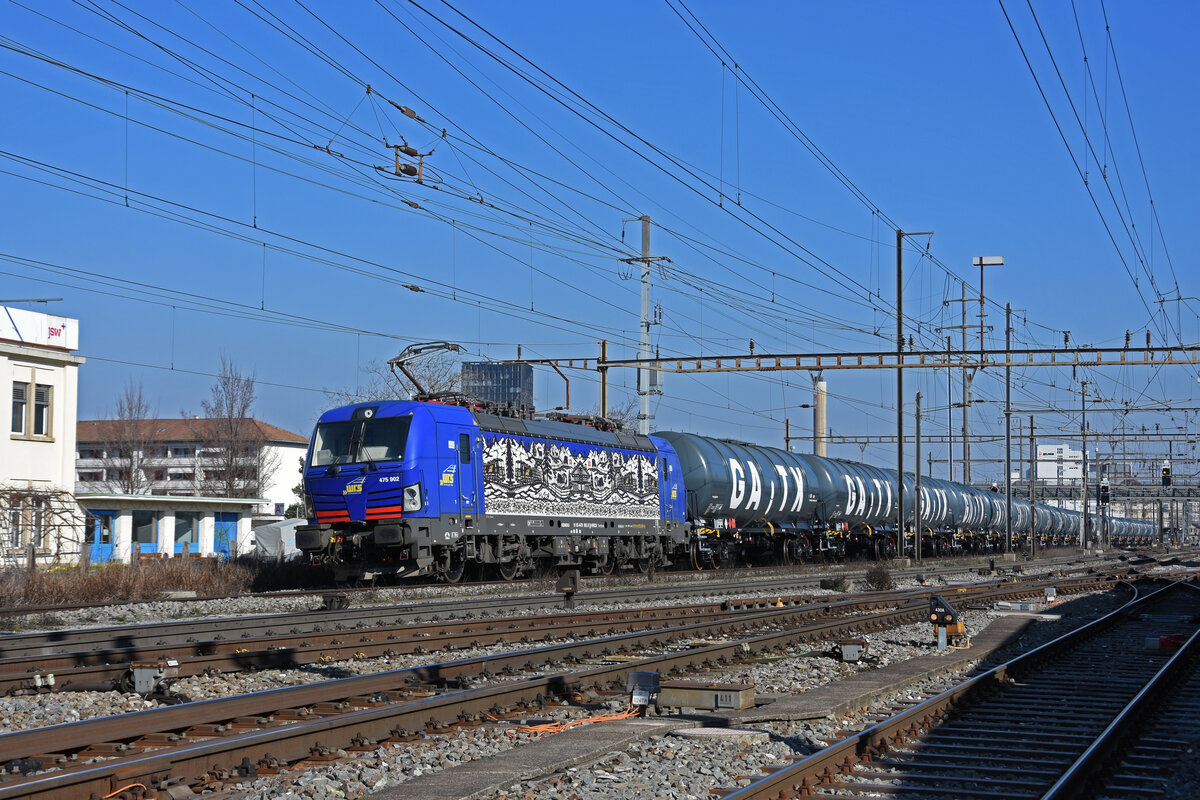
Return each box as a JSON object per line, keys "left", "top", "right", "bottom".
{"left": 402, "top": 483, "right": 422, "bottom": 512}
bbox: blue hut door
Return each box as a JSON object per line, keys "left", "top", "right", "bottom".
{"left": 214, "top": 512, "right": 238, "bottom": 557}
{"left": 91, "top": 511, "right": 116, "bottom": 562}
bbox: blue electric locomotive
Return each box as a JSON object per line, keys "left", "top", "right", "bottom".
{"left": 296, "top": 400, "right": 687, "bottom": 583}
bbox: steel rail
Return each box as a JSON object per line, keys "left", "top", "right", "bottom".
{"left": 0, "top": 555, "right": 1125, "bottom": 662}
{"left": 0, "top": 603, "right": 931, "bottom": 799}
{"left": 0, "top": 592, "right": 928, "bottom": 765}
{"left": 1043, "top": 583, "right": 1200, "bottom": 799}
{"left": 0, "top": 572, "right": 1129, "bottom": 695}
{"left": 0, "top": 576, "right": 1120, "bottom": 799}
{"left": 0, "top": 565, "right": 974, "bottom": 657}
{"left": 0, "top": 589, "right": 893, "bottom": 694}
{"left": 708, "top": 578, "right": 1195, "bottom": 799}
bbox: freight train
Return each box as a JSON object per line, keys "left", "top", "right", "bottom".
{"left": 295, "top": 399, "right": 1156, "bottom": 583}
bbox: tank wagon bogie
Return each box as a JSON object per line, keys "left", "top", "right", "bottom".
{"left": 297, "top": 399, "right": 1159, "bottom": 583}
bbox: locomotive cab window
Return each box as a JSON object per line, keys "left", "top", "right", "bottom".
{"left": 312, "top": 416, "right": 411, "bottom": 466}
{"left": 360, "top": 416, "right": 409, "bottom": 462}
{"left": 459, "top": 433, "right": 471, "bottom": 464}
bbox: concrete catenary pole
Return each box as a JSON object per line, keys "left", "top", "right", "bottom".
{"left": 638, "top": 216, "right": 651, "bottom": 435}
{"left": 1080, "top": 380, "right": 1088, "bottom": 547}
{"left": 896, "top": 229, "right": 905, "bottom": 559}
{"left": 895, "top": 229, "right": 932, "bottom": 556}
{"left": 813, "top": 372, "right": 827, "bottom": 457}
{"left": 961, "top": 282, "right": 973, "bottom": 485}
{"left": 1004, "top": 303, "right": 1012, "bottom": 553}
{"left": 915, "top": 390, "right": 923, "bottom": 562}
{"left": 1029, "top": 415, "right": 1036, "bottom": 556}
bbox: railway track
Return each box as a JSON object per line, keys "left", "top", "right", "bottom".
{"left": 0, "top": 573, "right": 1126, "bottom": 800}
{"left": 0, "top": 554, "right": 1143, "bottom": 662}
{"left": 0, "top": 589, "right": 903, "bottom": 695}
{"left": 1092, "top": 625, "right": 1200, "bottom": 798}
{"left": 0, "top": 549, "right": 1139, "bottom": 620}
{"left": 710, "top": 577, "right": 1200, "bottom": 800}
{"left": 0, "top": 563, "right": 1141, "bottom": 696}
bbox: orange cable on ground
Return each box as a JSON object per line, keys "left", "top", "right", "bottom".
{"left": 506, "top": 703, "right": 640, "bottom": 739}
{"left": 103, "top": 784, "right": 147, "bottom": 799}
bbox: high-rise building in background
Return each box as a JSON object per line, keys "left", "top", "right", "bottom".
{"left": 461, "top": 362, "right": 533, "bottom": 409}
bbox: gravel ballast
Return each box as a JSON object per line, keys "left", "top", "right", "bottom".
{"left": 0, "top": 560, "right": 1146, "bottom": 799}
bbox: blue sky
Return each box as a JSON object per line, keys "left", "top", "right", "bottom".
{"left": 2, "top": 0, "right": 1196, "bottom": 482}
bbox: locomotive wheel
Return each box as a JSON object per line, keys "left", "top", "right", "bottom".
{"left": 596, "top": 553, "right": 615, "bottom": 575}
{"left": 777, "top": 540, "right": 794, "bottom": 567}
{"left": 497, "top": 559, "right": 519, "bottom": 581}
{"left": 632, "top": 556, "right": 651, "bottom": 574}
{"left": 690, "top": 540, "right": 716, "bottom": 571}
{"left": 441, "top": 550, "right": 466, "bottom": 584}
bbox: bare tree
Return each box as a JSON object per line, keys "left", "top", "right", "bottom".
{"left": 0, "top": 483, "right": 86, "bottom": 566}
{"left": 98, "top": 381, "right": 155, "bottom": 493}
{"left": 581, "top": 396, "right": 638, "bottom": 431}
{"left": 324, "top": 352, "right": 462, "bottom": 407}
{"left": 193, "top": 356, "right": 278, "bottom": 498}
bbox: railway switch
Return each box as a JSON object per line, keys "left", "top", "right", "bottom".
{"left": 321, "top": 592, "right": 350, "bottom": 610}
{"left": 125, "top": 659, "right": 189, "bottom": 704}
{"left": 626, "top": 670, "right": 660, "bottom": 713}
{"left": 838, "top": 639, "right": 868, "bottom": 663}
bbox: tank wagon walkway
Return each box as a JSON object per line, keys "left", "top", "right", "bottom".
{"left": 372, "top": 615, "right": 1036, "bottom": 799}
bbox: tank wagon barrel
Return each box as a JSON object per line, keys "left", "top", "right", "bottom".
{"left": 295, "top": 399, "right": 1158, "bottom": 583}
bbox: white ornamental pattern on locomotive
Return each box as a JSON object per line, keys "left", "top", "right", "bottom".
{"left": 481, "top": 433, "right": 660, "bottom": 519}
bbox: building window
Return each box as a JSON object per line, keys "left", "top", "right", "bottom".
{"left": 31, "top": 497, "right": 45, "bottom": 549}
{"left": 3, "top": 509, "right": 20, "bottom": 549}
{"left": 11, "top": 383, "right": 25, "bottom": 434}
{"left": 174, "top": 511, "right": 199, "bottom": 549}
{"left": 132, "top": 510, "right": 157, "bottom": 546}
{"left": 1, "top": 499, "right": 46, "bottom": 550}
{"left": 33, "top": 384, "right": 50, "bottom": 435}
{"left": 10, "top": 382, "right": 52, "bottom": 437}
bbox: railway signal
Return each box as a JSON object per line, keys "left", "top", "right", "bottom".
{"left": 929, "top": 595, "right": 964, "bottom": 652}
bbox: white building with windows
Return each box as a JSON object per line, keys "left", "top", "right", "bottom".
{"left": 1035, "top": 443, "right": 1096, "bottom": 485}
{"left": 73, "top": 418, "right": 308, "bottom": 562}
{"left": 74, "top": 417, "right": 308, "bottom": 513}
{"left": 1, "top": 305, "right": 86, "bottom": 564}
